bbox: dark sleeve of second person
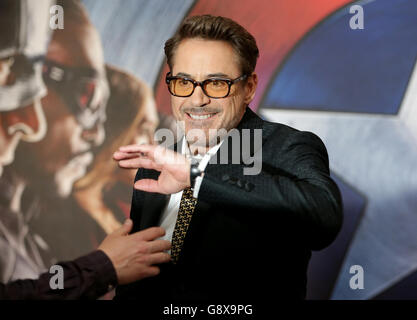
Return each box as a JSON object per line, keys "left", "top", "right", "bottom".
{"left": 0, "top": 250, "right": 117, "bottom": 300}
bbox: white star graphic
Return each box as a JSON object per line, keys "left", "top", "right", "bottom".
{"left": 260, "top": 62, "right": 417, "bottom": 299}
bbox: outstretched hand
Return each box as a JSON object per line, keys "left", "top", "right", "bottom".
{"left": 113, "top": 144, "right": 191, "bottom": 195}
{"left": 98, "top": 219, "right": 171, "bottom": 285}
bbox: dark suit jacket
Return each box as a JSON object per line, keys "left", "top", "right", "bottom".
{"left": 115, "top": 107, "right": 343, "bottom": 302}
{"left": 0, "top": 250, "right": 116, "bottom": 300}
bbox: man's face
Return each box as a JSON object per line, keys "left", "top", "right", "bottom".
{"left": 0, "top": 58, "right": 46, "bottom": 177}
{"left": 170, "top": 38, "right": 257, "bottom": 147}
{"left": 15, "top": 23, "right": 108, "bottom": 197}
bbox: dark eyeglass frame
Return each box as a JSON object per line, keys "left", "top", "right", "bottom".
{"left": 42, "top": 59, "right": 109, "bottom": 130}
{"left": 165, "top": 72, "right": 248, "bottom": 98}
{"left": 2, "top": 54, "right": 45, "bottom": 79}
{"left": 42, "top": 59, "right": 100, "bottom": 83}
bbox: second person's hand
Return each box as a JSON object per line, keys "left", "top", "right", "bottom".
{"left": 98, "top": 219, "right": 171, "bottom": 285}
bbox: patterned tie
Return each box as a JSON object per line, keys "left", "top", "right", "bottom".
{"left": 171, "top": 187, "right": 197, "bottom": 264}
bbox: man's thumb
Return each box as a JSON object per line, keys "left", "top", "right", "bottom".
{"left": 113, "top": 219, "right": 133, "bottom": 236}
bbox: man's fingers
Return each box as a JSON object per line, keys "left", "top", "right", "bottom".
{"left": 119, "top": 144, "right": 172, "bottom": 163}
{"left": 113, "top": 151, "right": 142, "bottom": 161}
{"left": 134, "top": 179, "right": 163, "bottom": 193}
{"left": 131, "top": 226, "right": 166, "bottom": 241}
{"left": 119, "top": 157, "right": 161, "bottom": 171}
{"left": 146, "top": 239, "right": 171, "bottom": 253}
{"left": 118, "top": 144, "right": 158, "bottom": 159}
{"left": 117, "top": 144, "right": 186, "bottom": 168}
{"left": 146, "top": 252, "right": 171, "bottom": 265}
{"left": 119, "top": 144, "right": 156, "bottom": 155}
{"left": 118, "top": 144, "right": 146, "bottom": 152}
{"left": 142, "top": 266, "right": 160, "bottom": 278}
{"left": 111, "top": 219, "right": 133, "bottom": 236}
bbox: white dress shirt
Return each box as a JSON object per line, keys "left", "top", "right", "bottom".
{"left": 158, "top": 137, "right": 223, "bottom": 245}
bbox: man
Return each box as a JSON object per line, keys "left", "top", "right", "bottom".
{"left": 73, "top": 65, "right": 161, "bottom": 235}
{"left": 114, "top": 15, "right": 343, "bottom": 302}
{"left": 10, "top": 0, "right": 111, "bottom": 266}
{"left": 0, "top": 0, "right": 55, "bottom": 283}
{"left": 0, "top": 0, "right": 171, "bottom": 299}
{"left": 13, "top": 0, "right": 109, "bottom": 198}
{"left": 0, "top": 220, "right": 170, "bottom": 300}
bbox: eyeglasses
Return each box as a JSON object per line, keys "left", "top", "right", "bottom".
{"left": 3, "top": 54, "right": 44, "bottom": 80}
{"left": 42, "top": 59, "right": 109, "bottom": 130}
{"left": 165, "top": 72, "right": 248, "bottom": 98}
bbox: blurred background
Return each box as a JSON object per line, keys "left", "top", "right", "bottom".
{"left": 0, "top": 0, "right": 416, "bottom": 300}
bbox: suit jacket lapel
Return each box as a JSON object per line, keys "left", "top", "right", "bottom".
{"left": 140, "top": 192, "right": 169, "bottom": 229}
{"left": 214, "top": 107, "right": 270, "bottom": 166}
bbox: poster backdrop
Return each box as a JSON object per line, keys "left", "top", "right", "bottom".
{"left": 1, "top": 0, "right": 416, "bottom": 300}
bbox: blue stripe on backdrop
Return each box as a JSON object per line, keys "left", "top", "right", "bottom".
{"left": 261, "top": 98, "right": 417, "bottom": 300}
{"left": 374, "top": 270, "right": 417, "bottom": 300}
{"left": 262, "top": 0, "right": 417, "bottom": 115}
{"left": 261, "top": 0, "right": 417, "bottom": 300}
{"left": 82, "top": 0, "right": 194, "bottom": 87}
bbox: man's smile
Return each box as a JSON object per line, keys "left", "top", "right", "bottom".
{"left": 185, "top": 112, "right": 219, "bottom": 121}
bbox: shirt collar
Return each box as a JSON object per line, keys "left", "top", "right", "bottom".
{"left": 180, "top": 135, "right": 224, "bottom": 170}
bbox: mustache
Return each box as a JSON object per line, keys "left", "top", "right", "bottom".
{"left": 182, "top": 107, "right": 221, "bottom": 114}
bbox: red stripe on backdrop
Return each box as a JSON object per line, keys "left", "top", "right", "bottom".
{"left": 155, "top": 0, "right": 353, "bottom": 115}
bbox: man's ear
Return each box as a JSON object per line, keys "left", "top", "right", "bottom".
{"left": 244, "top": 72, "right": 258, "bottom": 104}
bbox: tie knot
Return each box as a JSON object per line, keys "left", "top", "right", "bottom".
{"left": 182, "top": 187, "right": 194, "bottom": 198}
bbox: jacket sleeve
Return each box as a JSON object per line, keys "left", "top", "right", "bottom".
{"left": 0, "top": 250, "right": 117, "bottom": 300}
{"left": 199, "top": 129, "right": 343, "bottom": 250}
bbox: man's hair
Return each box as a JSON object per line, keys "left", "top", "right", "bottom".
{"left": 164, "top": 15, "right": 259, "bottom": 76}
